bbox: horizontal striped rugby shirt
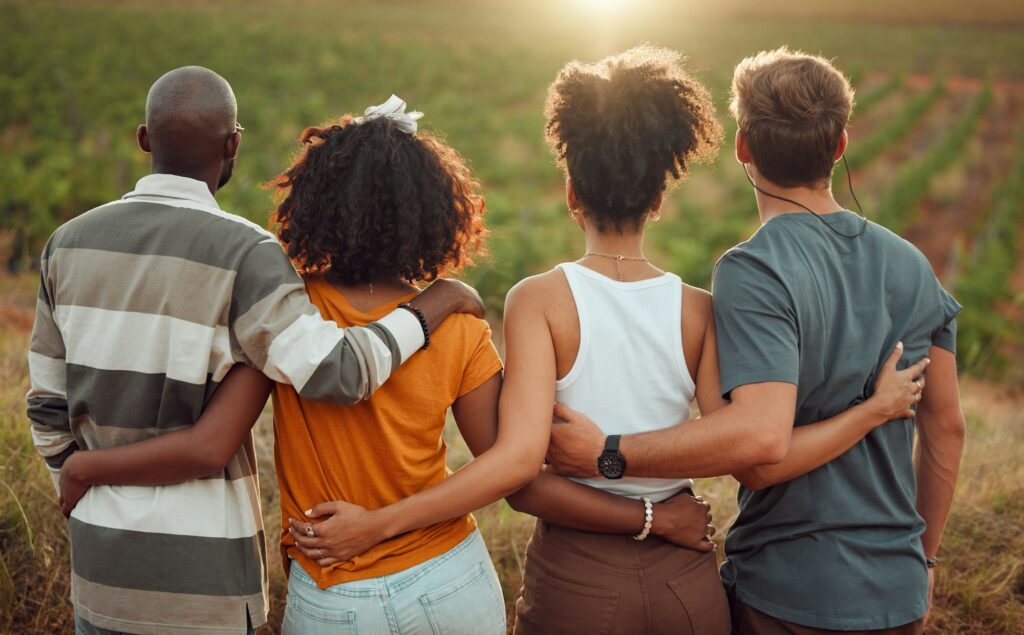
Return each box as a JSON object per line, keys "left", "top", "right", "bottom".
{"left": 26, "top": 174, "right": 424, "bottom": 635}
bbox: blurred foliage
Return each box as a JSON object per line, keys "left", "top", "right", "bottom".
{"left": 955, "top": 119, "right": 1024, "bottom": 377}
{"left": 876, "top": 85, "right": 993, "bottom": 233}
{"left": 2, "top": 1, "right": 1022, "bottom": 373}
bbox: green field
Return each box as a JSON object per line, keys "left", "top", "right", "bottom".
{"left": 2, "top": 1, "right": 1024, "bottom": 633}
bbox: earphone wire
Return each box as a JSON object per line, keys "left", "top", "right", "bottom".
{"left": 742, "top": 156, "right": 868, "bottom": 239}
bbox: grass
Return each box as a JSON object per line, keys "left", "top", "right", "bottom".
{"left": 2, "top": 273, "right": 1024, "bottom": 634}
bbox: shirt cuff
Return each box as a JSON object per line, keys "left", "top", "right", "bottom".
{"left": 376, "top": 308, "right": 425, "bottom": 365}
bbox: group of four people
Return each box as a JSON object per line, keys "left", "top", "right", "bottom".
{"left": 28, "top": 44, "right": 964, "bottom": 635}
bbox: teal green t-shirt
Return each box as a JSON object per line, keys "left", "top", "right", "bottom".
{"left": 714, "top": 211, "right": 961, "bottom": 630}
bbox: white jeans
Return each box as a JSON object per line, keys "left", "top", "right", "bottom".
{"left": 283, "top": 530, "right": 505, "bottom": 635}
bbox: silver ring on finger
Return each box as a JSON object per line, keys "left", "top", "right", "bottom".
{"left": 305, "top": 522, "right": 315, "bottom": 538}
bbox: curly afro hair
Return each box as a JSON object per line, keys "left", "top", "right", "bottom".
{"left": 545, "top": 45, "right": 722, "bottom": 232}
{"left": 271, "top": 114, "right": 486, "bottom": 285}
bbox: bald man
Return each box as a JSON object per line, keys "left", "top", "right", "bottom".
{"left": 27, "top": 66, "right": 484, "bottom": 635}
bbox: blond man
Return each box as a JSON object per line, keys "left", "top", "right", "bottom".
{"left": 546, "top": 48, "right": 965, "bottom": 634}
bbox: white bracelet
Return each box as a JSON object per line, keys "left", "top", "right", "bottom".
{"left": 633, "top": 496, "right": 653, "bottom": 541}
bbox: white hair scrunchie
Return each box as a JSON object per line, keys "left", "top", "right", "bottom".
{"left": 354, "top": 94, "right": 423, "bottom": 135}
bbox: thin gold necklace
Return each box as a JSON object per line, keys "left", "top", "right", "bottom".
{"left": 583, "top": 251, "right": 649, "bottom": 281}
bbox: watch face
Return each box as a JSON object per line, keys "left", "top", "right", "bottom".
{"left": 598, "top": 451, "right": 626, "bottom": 479}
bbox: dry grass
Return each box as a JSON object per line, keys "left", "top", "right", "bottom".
{"left": 1, "top": 272, "right": 1022, "bottom": 634}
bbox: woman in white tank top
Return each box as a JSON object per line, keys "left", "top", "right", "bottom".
{"left": 505, "top": 47, "right": 922, "bottom": 635}
{"left": 501, "top": 45, "right": 733, "bottom": 635}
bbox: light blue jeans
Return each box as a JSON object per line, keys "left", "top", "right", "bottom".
{"left": 283, "top": 530, "right": 505, "bottom": 635}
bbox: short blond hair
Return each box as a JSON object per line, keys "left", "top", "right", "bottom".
{"left": 730, "top": 47, "right": 854, "bottom": 187}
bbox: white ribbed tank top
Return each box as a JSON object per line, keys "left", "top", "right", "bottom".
{"left": 556, "top": 262, "right": 695, "bottom": 502}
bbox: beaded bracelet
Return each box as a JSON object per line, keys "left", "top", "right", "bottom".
{"left": 634, "top": 496, "right": 653, "bottom": 541}
{"left": 397, "top": 302, "right": 430, "bottom": 350}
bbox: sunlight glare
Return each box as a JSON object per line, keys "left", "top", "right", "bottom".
{"left": 575, "top": 0, "right": 633, "bottom": 17}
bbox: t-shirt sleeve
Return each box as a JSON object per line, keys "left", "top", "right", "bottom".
{"left": 931, "top": 287, "right": 962, "bottom": 354}
{"left": 457, "top": 319, "right": 503, "bottom": 398}
{"left": 711, "top": 252, "right": 800, "bottom": 399}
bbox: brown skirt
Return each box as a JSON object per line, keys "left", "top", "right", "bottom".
{"left": 513, "top": 520, "right": 731, "bottom": 635}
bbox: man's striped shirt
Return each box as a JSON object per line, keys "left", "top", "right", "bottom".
{"left": 26, "top": 174, "right": 423, "bottom": 635}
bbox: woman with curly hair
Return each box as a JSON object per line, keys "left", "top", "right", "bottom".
{"left": 488, "top": 44, "right": 734, "bottom": 635}
{"left": 264, "top": 96, "right": 523, "bottom": 634}
{"left": 502, "top": 46, "right": 924, "bottom": 635}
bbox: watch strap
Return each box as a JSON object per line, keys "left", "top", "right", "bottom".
{"left": 604, "top": 434, "right": 621, "bottom": 453}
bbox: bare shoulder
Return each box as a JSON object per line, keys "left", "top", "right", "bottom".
{"left": 504, "top": 267, "right": 571, "bottom": 318}
{"left": 682, "top": 283, "right": 713, "bottom": 328}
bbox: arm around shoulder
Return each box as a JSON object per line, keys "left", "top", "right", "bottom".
{"left": 231, "top": 240, "right": 436, "bottom": 404}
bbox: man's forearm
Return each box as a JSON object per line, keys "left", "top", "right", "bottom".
{"left": 620, "top": 401, "right": 789, "bottom": 479}
{"left": 507, "top": 471, "right": 647, "bottom": 534}
{"left": 915, "top": 413, "right": 966, "bottom": 558}
{"left": 732, "top": 402, "right": 885, "bottom": 490}
{"left": 64, "top": 429, "right": 220, "bottom": 488}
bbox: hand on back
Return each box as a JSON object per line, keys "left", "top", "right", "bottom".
{"left": 58, "top": 452, "right": 90, "bottom": 518}
{"left": 287, "top": 501, "right": 384, "bottom": 566}
{"left": 865, "top": 342, "right": 930, "bottom": 423}
{"left": 546, "top": 402, "right": 604, "bottom": 479}
{"left": 653, "top": 491, "right": 717, "bottom": 553}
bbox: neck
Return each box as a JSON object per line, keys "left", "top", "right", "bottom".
{"left": 748, "top": 174, "right": 843, "bottom": 224}
{"left": 328, "top": 275, "right": 417, "bottom": 311}
{"left": 151, "top": 161, "right": 221, "bottom": 196}
{"left": 333, "top": 275, "right": 415, "bottom": 295}
{"left": 584, "top": 227, "right": 646, "bottom": 259}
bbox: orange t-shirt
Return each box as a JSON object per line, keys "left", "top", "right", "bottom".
{"left": 273, "top": 278, "right": 503, "bottom": 589}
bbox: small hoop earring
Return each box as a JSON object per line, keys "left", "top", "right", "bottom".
{"left": 568, "top": 208, "right": 578, "bottom": 219}
{"left": 650, "top": 212, "right": 661, "bottom": 223}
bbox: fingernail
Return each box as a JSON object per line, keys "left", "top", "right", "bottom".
{"left": 896, "top": 341, "right": 903, "bottom": 349}
{"left": 925, "top": 358, "right": 931, "bottom": 364}
{"left": 304, "top": 509, "right": 313, "bottom": 515}
{"left": 288, "top": 517, "right": 294, "bottom": 523}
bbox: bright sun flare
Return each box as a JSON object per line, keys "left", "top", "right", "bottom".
{"left": 576, "top": 0, "right": 632, "bottom": 15}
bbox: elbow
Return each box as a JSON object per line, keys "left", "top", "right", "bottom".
{"left": 498, "top": 448, "right": 544, "bottom": 502}
{"left": 505, "top": 472, "right": 542, "bottom": 514}
{"left": 753, "top": 427, "right": 790, "bottom": 467}
{"left": 734, "top": 469, "right": 772, "bottom": 492}
{"left": 323, "top": 388, "right": 363, "bottom": 406}
{"left": 507, "top": 461, "right": 542, "bottom": 497}
{"left": 506, "top": 489, "right": 529, "bottom": 513}
{"left": 194, "top": 445, "right": 234, "bottom": 475}
{"left": 931, "top": 411, "right": 967, "bottom": 443}
{"left": 300, "top": 382, "right": 363, "bottom": 406}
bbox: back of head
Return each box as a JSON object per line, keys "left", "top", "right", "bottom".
{"left": 730, "top": 47, "right": 854, "bottom": 188}
{"left": 545, "top": 45, "right": 722, "bottom": 232}
{"left": 271, "top": 113, "right": 486, "bottom": 285}
{"left": 145, "top": 66, "right": 238, "bottom": 172}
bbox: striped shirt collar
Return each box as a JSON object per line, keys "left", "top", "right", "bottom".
{"left": 123, "top": 174, "right": 221, "bottom": 209}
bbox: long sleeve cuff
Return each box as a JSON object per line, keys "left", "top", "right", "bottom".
{"left": 376, "top": 308, "right": 425, "bottom": 366}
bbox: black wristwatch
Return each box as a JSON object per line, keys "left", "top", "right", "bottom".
{"left": 597, "top": 435, "right": 627, "bottom": 479}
